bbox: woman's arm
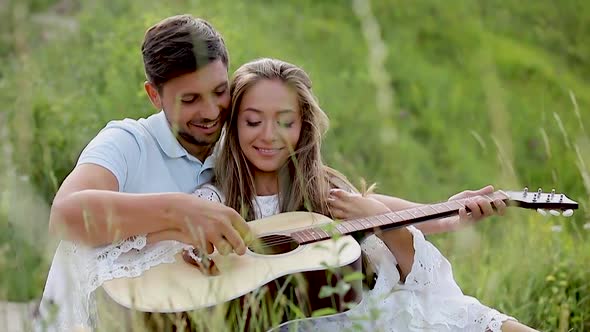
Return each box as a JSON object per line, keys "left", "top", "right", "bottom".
{"left": 369, "top": 185, "right": 506, "bottom": 235}
{"left": 328, "top": 189, "right": 415, "bottom": 281}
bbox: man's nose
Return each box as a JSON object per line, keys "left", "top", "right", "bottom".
{"left": 201, "top": 97, "right": 220, "bottom": 120}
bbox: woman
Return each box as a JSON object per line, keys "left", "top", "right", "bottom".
{"left": 189, "top": 58, "right": 537, "bottom": 332}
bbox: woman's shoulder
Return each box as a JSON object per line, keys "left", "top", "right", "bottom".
{"left": 193, "top": 183, "right": 225, "bottom": 203}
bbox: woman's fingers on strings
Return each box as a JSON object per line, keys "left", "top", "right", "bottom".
{"left": 493, "top": 199, "right": 506, "bottom": 215}
{"left": 464, "top": 200, "right": 483, "bottom": 220}
{"left": 478, "top": 198, "right": 494, "bottom": 217}
{"left": 458, "top": 207, "right": 470, "bottom": 222}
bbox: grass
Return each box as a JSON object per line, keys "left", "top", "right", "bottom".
{"left": 0, "top": 0, "right": 589, "bottom": 330}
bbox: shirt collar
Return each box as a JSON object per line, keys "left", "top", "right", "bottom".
{"left": 146, "top": 111, "right": 220, "bottom": 169}
{"left": 147, "top": 111, "right": 189, "bottom": 159}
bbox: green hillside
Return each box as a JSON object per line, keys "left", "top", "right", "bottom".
{"left": 0, "top": 0, "right": 588, "bottom": 330}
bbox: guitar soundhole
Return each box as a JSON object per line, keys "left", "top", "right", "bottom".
{"left": 249, "top": 234, "right": 299, "bottom": 255}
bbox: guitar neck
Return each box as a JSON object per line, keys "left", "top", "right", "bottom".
{"left": 291, "top": 191, "right": 509, "bottom": 244}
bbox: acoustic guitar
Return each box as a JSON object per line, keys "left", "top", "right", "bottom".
{"left": 100, "top": 188, "right": 578, "bottom": 331}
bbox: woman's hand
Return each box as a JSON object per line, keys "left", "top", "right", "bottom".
{"left": 328, "top": 188, "right": 391, "bottom": 220}
{"left": 449, "top": 185, "right": 506, "bottom": 223}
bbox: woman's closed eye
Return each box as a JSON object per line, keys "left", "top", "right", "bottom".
{"left": 246, "top": 120, "right": 262, "bottom": 127}
{"left": 278, "top": 121, "right": 295, "bottom": 128}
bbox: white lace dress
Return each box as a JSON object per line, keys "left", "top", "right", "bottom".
{"left": 37, "top": 184, "right": 514, "bottom": 331}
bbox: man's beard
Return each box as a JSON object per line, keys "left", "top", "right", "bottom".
{"left": 177, "top": 129, "right": 219, "bottom": 147}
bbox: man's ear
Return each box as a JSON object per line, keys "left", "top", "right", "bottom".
{"left": 145, "top": 81, "right": 162, "bottom": 109}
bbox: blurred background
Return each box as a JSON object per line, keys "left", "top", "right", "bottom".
{"left": 0, "top": 0, "right": 588, "bottom": 330}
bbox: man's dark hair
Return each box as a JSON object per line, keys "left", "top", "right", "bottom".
{"left": 141, "top": 14, "right": 229, "bottom": 89}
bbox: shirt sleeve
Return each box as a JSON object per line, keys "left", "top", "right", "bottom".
{"left": 76, "top": 127, "right": 141, "bottom": 191}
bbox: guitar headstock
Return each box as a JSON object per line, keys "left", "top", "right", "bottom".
{"left": 500, "top": 187, "right": 579, "bottom": 216}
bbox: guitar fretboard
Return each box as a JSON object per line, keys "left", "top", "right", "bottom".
{"left": 290, "top": 192, "right": 507, "bottom": 244}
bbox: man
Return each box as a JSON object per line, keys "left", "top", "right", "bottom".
{"left": 39, "top": 14, "right": 504, "bottom": 331}
{"left": 48, "top": 15, "right": 249, "bottom": 255}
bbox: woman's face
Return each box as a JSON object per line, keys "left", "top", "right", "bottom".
{"left": 237, "top": 79, "right": 302, "bottom": 176}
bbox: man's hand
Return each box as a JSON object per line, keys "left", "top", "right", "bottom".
{"left": 147, "top": 195, "right": 251, "bottom": 256}
{"left": 328, "top": 189, "right": 391, "bottom": 220}
{"left": 448, "top": 184, "right": 506, "bottom": 224}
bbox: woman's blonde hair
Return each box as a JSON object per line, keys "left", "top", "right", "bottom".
{"left": 215, "top": 58, "right": 356, "bottom": 221}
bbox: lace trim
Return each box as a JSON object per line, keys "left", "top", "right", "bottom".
{"left": 253, "top": 195, "right": 280, "bottom": 219}
{"left": 402, "top": 226, "right": 443, "bottom": 289}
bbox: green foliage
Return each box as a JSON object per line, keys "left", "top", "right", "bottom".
{"left": 1, "top": 0, "right": 589, "bottom": 330}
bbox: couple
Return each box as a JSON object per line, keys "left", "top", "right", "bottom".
{"left": 37, "top": 14, "right": 537, "bottom": 332}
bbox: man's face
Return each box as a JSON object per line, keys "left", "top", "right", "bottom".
{"left": 147, "top": 60, "right": 230, "bottom": 155}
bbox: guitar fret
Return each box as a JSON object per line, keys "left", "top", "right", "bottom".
{"left": 418, "top": 206, "right": 432, "bottom": 216}
{"left": 412, "top": 207, "right": 426, "bottom": 217}
{"left": 298, "top": 230, "right": 310, "bottom": 243}
{"left": 426, "top": 205, "right": 441, "bottom": 217}
{"left": 309, "top": 229, "right": 319, "bottom": 241}
{"left": 398, "top": 210, "right": 411, "bottom": 220}
{"left": 301, "top": 229, "right": 313, "bottom": 242}
{"left": 377, "top": 214, "right": 390, "bottom": 227}
{"left": 393, "top": 211, "right": 404, "bottom": 224}
{"left": 292, "top": 231, "right": 305, "bottom": 243}
{"left": 359, "top": 217, "right": 371, "bottom": 230}
{"left": 385, "top": 213, "right": 399, "bottom": 224}
{"left": 376, "top": 214, "right": 388, "bottom": 226}
{"left": 440, "top": 201, "right": 455, "bottom": 212}
{"left": 339, "top": 222, "right": 353, "bottom": 234}
{"left": 335, "top": 223, "right": 348, "bottom": 234}
{"left": 314, "top": 228, "right": 330, "bottom": 239}
{"left": 349, "top": 221, "right": 362, "bottom": 231}
{"left": 369, "top": 218, "right": 381, "bottom": 228}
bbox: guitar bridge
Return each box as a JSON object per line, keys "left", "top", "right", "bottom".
{"left": 181, "top": 247, "right": 219, "bottom": 276}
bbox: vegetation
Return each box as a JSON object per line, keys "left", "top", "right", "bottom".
{"left": 1, "top": 0, "right": 588, "bottom": 330}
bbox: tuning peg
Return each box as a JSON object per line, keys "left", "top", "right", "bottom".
{"left": 562, "top": 209, "right": 574, "bottom": 217}
{"left": 537, "top": 208, "right": 548, "bottom": 216}
{"left": 549, "top": 210, "right": 560, "bottom": 216}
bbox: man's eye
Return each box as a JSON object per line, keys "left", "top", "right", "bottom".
{"left": 181, "top": 97, "right": 197, "bottom": 104}
{"left": 215, "top": 89, "right": 227, "bottom": 96}
{"left": 246, "top": 121, "right": 261, "bottom": 127}
{"left": 180, "top": 95, "right": 200, "bottom": 104}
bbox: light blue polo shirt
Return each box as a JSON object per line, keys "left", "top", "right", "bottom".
{"left": 77, "top": 111, "right": 216, "bottom": 193}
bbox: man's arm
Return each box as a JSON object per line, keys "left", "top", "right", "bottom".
{"left": 49, "top": 164, "right": 249, "bottom": 254}
{"left": 50, "top": 163, "right": 177, "bottom": 246}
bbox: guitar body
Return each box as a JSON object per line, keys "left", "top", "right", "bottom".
{"left": 101, "top": 212, "right": 363, "bottom": 330}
